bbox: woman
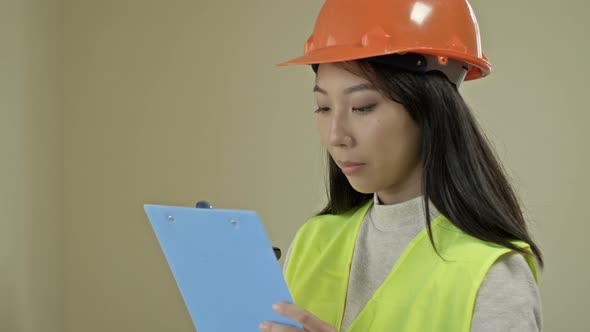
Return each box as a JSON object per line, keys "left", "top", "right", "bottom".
{"left": 260, "top": 1, "right": 543, "bottom": 331}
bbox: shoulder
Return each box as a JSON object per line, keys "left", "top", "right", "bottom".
{"left": 294, "top": 202, "right": 371, "bottom": 242}
{"left": 429, "top": 218, "right": 540, "bottom": 288}
{"left": 434, "top": 218, "right": 536, "bottom": 265}
{"left": 481, "top": 253, "right": 541, "bottom": 306}
{"left": 485, "top": 254, "right": 539, "bottom": 288}
{"left": 471, "top": 253, "right": 543, "bottom": 331}
{"left": 284, "top": 202, "right": 371, "bottom": 272}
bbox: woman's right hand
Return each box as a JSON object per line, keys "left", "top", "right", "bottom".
{"left": 259, "top": 302, "right": 337, "bottom": 332}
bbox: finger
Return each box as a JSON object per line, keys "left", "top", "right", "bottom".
{"left": 259, "top": 321, "right": 302, "bottom": 332}
{"left": 273, "top": 302, "right": 335, "bottom": 331}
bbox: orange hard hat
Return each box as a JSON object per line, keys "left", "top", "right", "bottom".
{"left": 278, "top": 0, "right": 491, "bottom": 84}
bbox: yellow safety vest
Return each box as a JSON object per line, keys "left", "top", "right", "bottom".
{"left": 284, "top": 200, "right": 538, "bottom": 332}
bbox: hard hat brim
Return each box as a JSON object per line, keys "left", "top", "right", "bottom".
{"left": 277, "top": 46, "right": 491, "bottom": 81}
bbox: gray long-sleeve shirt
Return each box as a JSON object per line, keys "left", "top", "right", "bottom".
{"left": 284, "top": 195, "right": 543, "bottom": 331}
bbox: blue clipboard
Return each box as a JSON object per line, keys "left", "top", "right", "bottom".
{"left": 144, "top": 204, "right": 302, "bottom": 332}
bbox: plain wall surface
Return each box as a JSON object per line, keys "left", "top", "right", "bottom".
{"left": 0, "top": 1, "right": 62, "bottom": 332}
{"left": 1, "top": 0, "right": 588, "bottom": 331}
{"left": 61, "top": 1, "right": 325, "bottom": 331}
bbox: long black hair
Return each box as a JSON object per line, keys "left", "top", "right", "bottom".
{"left": 315, "top": 59, "right": 544, "bottom": 268}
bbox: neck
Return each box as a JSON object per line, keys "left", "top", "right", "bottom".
{"left": 375, "top": 190, "right": 422, "bottom": 205}
{"left": 376, "top": 162, "right": 422, "bottom": 205}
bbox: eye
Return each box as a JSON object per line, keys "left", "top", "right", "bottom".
{"left": 352, "top": 103, "right": 377, "bottom": 113}
{"left": 314, "top": 107, "right": 330, "bottom": 113}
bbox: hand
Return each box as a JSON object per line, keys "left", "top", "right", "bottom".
{"left": 259, "top": 302, "right": 337, "bottom": 332}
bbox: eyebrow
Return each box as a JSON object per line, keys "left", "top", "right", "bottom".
{"left": 313, "top": 83, "right": 377, "bottom": 95}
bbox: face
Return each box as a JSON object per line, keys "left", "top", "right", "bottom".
{"left": 314, "top": 62, "right": 423, "bottom": 204}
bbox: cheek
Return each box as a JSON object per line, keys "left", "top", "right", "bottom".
{"left": 364, "top": 115, "right": 421, "bottom": 177}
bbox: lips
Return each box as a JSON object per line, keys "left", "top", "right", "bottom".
{"left": 337, "top": 160, "right": 366, "bottom": 175}
{"left": 337, "top": 160, "right": 365, "bottom": 167}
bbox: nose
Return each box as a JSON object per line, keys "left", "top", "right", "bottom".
{"left": 328, "top": 109, "right": 354, "bottom": 147}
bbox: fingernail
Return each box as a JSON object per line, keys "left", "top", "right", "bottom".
{"left": 259, "top": 321, "right": 270, "bottom": 331}
{"left": 272, "top": 303, "right": 281, "bottom": 312}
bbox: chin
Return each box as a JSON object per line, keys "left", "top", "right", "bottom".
{"left": 347, "top": 179, "right": 377, "bottom": 194}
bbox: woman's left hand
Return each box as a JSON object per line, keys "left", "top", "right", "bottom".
{"left": 259, "top": 302, "right": 337, "bottom": 332}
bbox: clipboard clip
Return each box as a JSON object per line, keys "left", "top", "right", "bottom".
{"left": 195, "top": 200, "right": 282, "bottom": 260}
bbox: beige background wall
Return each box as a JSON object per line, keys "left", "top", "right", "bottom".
{"left": 60, "top": 0, "right": 324, "bottom": 330}
{"left": 1, "top": 0, "right": 588, "bottom": 331}
{"left": 0, "top": 1, "right": 62, "bottom": 332}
